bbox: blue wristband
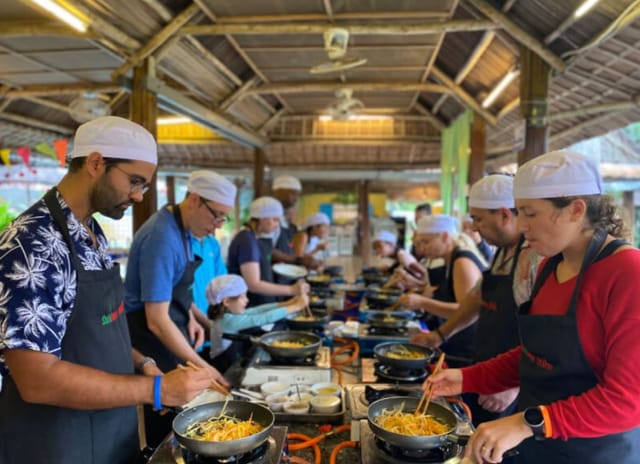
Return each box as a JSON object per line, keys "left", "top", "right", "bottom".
{"left": 153, "top": 375, "right": 162, "bottom": 411}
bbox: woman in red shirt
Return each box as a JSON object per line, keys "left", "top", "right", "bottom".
{"left": 425, "top": 150, "right": 640, "bottom": 464}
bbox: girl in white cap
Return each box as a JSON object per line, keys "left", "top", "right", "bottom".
{"left": 399, "top": 214, "right": 486, "bottom": 367}
{"left": 425, "top": 150, "right": 640, "bottom": 464}
{"left": 292, "top": 212, "right": 331, "bottom": 263}
{"left": 205, "top": 274, "right": 307, "bottom": 371}
{"left": 227, "top": 197, "right": 309, "bottom": 307}
{"left": 370, "top": 229, "right": 401, "bottom": 272}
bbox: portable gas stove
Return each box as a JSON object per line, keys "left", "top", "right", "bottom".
{"left": 241, "top": 346, "right": 331, "bottom": 386}
{"left": 340, "top": 323, "right": 411, "bottom": 357}
{"left": 359, "top": 420, "right": 463, "bottom": 464}
{"left": 147, "top": 425, "right": 288, "bottom": 464}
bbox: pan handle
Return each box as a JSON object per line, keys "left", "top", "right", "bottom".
{"left": 222, "top": 333, "right": 260, "bottom": 344}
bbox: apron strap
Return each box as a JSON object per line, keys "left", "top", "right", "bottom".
{"left": 43, "top": 188, "right": 82, "bottom": 270}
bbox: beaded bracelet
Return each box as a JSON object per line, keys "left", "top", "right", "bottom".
{"left": 153, "top": 375, "right": 162, "bottom": 411}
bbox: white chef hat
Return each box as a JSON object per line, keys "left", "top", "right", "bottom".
{"left": 250, "top": 196, "right": 284, "bottom": 219}
{"left": 373, "top": 230, "right": 397, "bottom": 247}
{"left": 305, "top": 212, "right": 330, "bottom": 228}
{"left": 514, "top": 150, "right": 603, "bottom": 199}
{"left": 272, "top": 175, "right": 302, "bottom": 191}
{"left": 206, "top": 274, "right": 248, "bottom": 305}
{"left": 468, "top": 174, "right": 515, "bottom": 209}
{"left": 416, "top": 215, "right": 459, "bottom": 236}
{"left": 188, "top": 170, "right": 237, "bottom": 207}
{"left": 71, "top": 116, "right": 157, "bottom": 165}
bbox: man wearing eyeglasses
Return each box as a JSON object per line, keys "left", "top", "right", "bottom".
{"left": 125, "top": 169, "right": 235, "bottom": 447}
{"left": 0, "top": 117, "right": 212, "bottom": 464}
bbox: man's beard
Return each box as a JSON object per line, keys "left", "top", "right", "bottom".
{"left": 90, "top": 178, "right": 131, "bottom": 220}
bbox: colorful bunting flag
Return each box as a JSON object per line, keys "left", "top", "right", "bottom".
{"left": 0, "top": 149, "right": 10, "bottom": 166}
{"left": 35, "top": 143, "right": 57, "bottom": 159}
{"left": 53, "top": 139, "right": 68, "bottom": 167}
{"left": 16, "top": 147, "right": 30, "bottom": 167}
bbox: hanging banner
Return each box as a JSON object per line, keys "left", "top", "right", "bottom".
{"left": 16, "top": 146, "right": 30, "bottom": 167}
{"left": 52, "top": 139, "right": 68, "bottom": 167}
{"left": 35, "top": 143, "right": 57, "bottom": 160}
{"left": 0, "top": 149, "right": 10, "bottom": 166}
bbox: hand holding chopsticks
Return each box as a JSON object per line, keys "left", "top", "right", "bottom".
{"left": 184, "top": 361, "right": 230, "bottom": 396}
{"left": 415, "top": 352, "right": 446, "bottom": 416}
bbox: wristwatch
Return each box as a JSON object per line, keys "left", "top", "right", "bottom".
{"left": 135, "top": 356, "right": 156, "bottom": 373}
{"left": 523, "top": 406, "right": 545, "bottom": 441}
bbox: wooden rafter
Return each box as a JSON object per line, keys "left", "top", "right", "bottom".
{"left": 414, "top": 102, "right": 446, "bottom": 131}
{"left": 219, "top": 76, "right": 259, "bottom": 111}
{"left": 215, "top": 11, "right": 451, "bottom": 23}
{"left": 466, "top": 0, "right": 566, "bottom": 72}
{"left": 245, "top": 82, "right": 451, "bottom": 95}
{"left": 180, "top": 20, "right": 499, "bottom": 36}
{"left": 5, "top": 83, "right": 122, "bottom": 98}
{"left": 430, "top": 67, "right": 497, "bottom": 125}
{"left": 0, "top": 112, "right": 74, "bottom": 134}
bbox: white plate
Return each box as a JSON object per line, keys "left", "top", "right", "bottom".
{"left": 272, "top": 263, "right": 308, "bottom": 278}
{"left": 182, "top": 389, "right": 230, "bottom": 409}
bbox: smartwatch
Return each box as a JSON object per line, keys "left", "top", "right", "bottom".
{"left": 523, "top": 406, "right": 545, "bottom": 441}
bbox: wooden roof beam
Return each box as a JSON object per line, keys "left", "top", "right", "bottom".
{"left": 466, "top": 0, "right": 566, "bottom": 72}
{"left": 259, "top": 108, "right": 287, "bottom": 134}
{"left": 430, "top": 66, "right": 497, "bottom": 125}
{"left": 180, "top": 20, "right": 499, "bottom": 36}
{"left": 112, "top": 3, "right": 201, "bottom": 80}
{"left": 0, "top": 112, "right": 74, "bottom": 135}
{"left": 414, "top": 102, "right": 446, "bottom": 131}
{"left": 219, "top": 76, "right": 259, "bottom": 111}
{"left": 246, "top": 82, "right": 451, "bottom": 95}
{"left": 216, "top": 11, "right": 451, "bottom": 23}
{"left": 5, "top": 83, "right": 123, "bottom": 98}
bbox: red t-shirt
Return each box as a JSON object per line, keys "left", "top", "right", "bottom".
{"left": 462, "top": 248, "right": 640, "bottom": 440}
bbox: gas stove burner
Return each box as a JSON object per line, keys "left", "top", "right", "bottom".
{"left": 374, "top": 436, "right": 459, "bottom": 463}
{"left": 268, "top": 354, "right": 316, "bottom": 366}
{"left": 183, "top": 440, "right": 269, "bottom": 464}
{"left": 367, "top": 326, "right": 408, "bottom": 336}
{"left": 374, "top": 363, "right": 428, "bottom": 383}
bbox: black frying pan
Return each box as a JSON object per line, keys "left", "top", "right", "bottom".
{"left": 367, "top": 396, "right": 468, "bottom": 450}
{"left": 373, "top": 342, "right": 437, "bottom": 370}
{"left": 172, "top": 400, "right": 274, "bottom": 457}
{"left": 367, "top": 312, "right": 410, "bottom": 329}
{"left": 223, "top": 330, "right": 321, "bottom": 359}
{"left": 286, "top": 312, "right": 330, "bottom": 330}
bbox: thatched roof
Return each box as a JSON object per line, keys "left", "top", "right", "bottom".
{"left": 1, "top": 0, "right": 640, "bottom": 189}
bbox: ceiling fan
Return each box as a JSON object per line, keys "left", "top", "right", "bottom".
{"left": 309, "top": 28, "right": 367, "bottom": 74}
{"left": 68, "top": 92, "right": 111, "bottom": 123}
{"left": 326, "top": 88, "right": 364, "bottom": 120}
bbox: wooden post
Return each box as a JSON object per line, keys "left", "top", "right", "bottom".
{"left": 469, "top": 111, "right": 486, "bottom": 186}
{"left": 130, "top": 58, "right": 158, "bottom": 233}
{"left": 518, "top": 46, "right": 550, "bottom": 166}
{"left": 166, "top": 175, "right": 176, "bottom": 205}
{"left": 254, "top": 148, "right": 266, "bottom": 198}
{"left": 357, "top": 180, "right": 371, "bottom": 266}
{"left": 624, "top": 191, "right": 635, "bottom": 245}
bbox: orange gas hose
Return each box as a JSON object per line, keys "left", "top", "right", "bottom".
{"left": 331, "top": 365, "right": 343, "bottom": 385}
{"left": 288, "top": 424, "right": 352, "bottom": 450}
{"left": 330, "top": 339, "right": 359, "bottom": 366}
{"left": 446, "top": 396, "right": 473, "bottom": 422}
{"left": 329, "top": 441, "right": 358, "bottom": 464}
{"left": 287, "top": 433, "right": 321, "bottom": 464}
{"left": 288, "top": 457, "right": 311, "bottom": 464}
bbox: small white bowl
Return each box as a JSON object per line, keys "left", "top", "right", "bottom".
{"left": 310, "top": 382, "right": 342, "bottom": 397}
{"left": 283, "top": 400, "right": 310, "bottom": 414}
{"left": 265, "top": 393, "right": 289, "bottom": 412}
{"left": 260, "top": 381, "right": 290, "bottom": 397}
{"left": 310, "top": 394, "right": 341, "bottom": 414}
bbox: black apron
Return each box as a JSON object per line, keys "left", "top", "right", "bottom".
{"left": 467, "top": 237, "right": 524, "bottom": 427}
{"left": 0, "top": 188, "right": 137, "bottom": 464}
{"left": 516, "top": 229, "right": 640, "bottom": 463}
{"left": 274, "top": 222, "right": 297, "bottom": 285}
{"left": 127, "top": 205, "right": 202, "bottom": 372}
{"left": 246, "top": 236, "right": 277, "bottom": 306}
{"left": 434, "top": 247, "right": 484, "bottom": 368}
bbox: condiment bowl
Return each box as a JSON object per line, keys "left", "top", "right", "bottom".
{"left": 310, "top": 395, "right": 341, "bottom": 414}
{"left": 310, "top": 382, "right": 342, "bottom": 397}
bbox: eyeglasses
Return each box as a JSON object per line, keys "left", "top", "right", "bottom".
{"left": 111, "top": 164, "right": 151, "bottom": 195}
{"left": 199, "top": 198, "right": 229, "bottom": 224}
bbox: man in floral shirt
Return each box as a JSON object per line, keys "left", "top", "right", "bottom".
{"left": 0, "top": 116, "right": 211, "bottom": 464}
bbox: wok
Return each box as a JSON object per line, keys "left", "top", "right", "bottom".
{"left": 172, "top": 400, "right": 274, "bottom": 457}
{"left": 323, "top": 265, "right": 343, "bottom": 277}
{"left": 368, "top": 396, "right": 467, "bottom": 450}
{"left": 224, "top": 330, "right": 322, "bottom": 359}
{"left": 365, "top": 292, "right": 399, "bottom": 309}
{"left": 306, "top": 274, "right": 332, "bottom": 287}
{"left": 373, "top": 342, "right": 437, "bottom": 370}
{"left": 367, "top": 312, "right": 411, "bottom": 329}
{"left": 286, "top": 312, "right": 330, "bottom": 330}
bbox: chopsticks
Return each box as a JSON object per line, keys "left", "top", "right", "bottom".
{"left": 304, "top": 303, "right": 313, "bottom": 318}
{"left": 183, "top": 361, "right": 230, "bottom": 396}
{"left": 415, "top": 352, "right": 445, "bottom": 416}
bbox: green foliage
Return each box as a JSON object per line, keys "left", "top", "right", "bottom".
{"left": 332, "top": 192, "right": 357, "bottom": 204}
{"left": 0, "top": 202, "right": 16, "bottom": 232}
